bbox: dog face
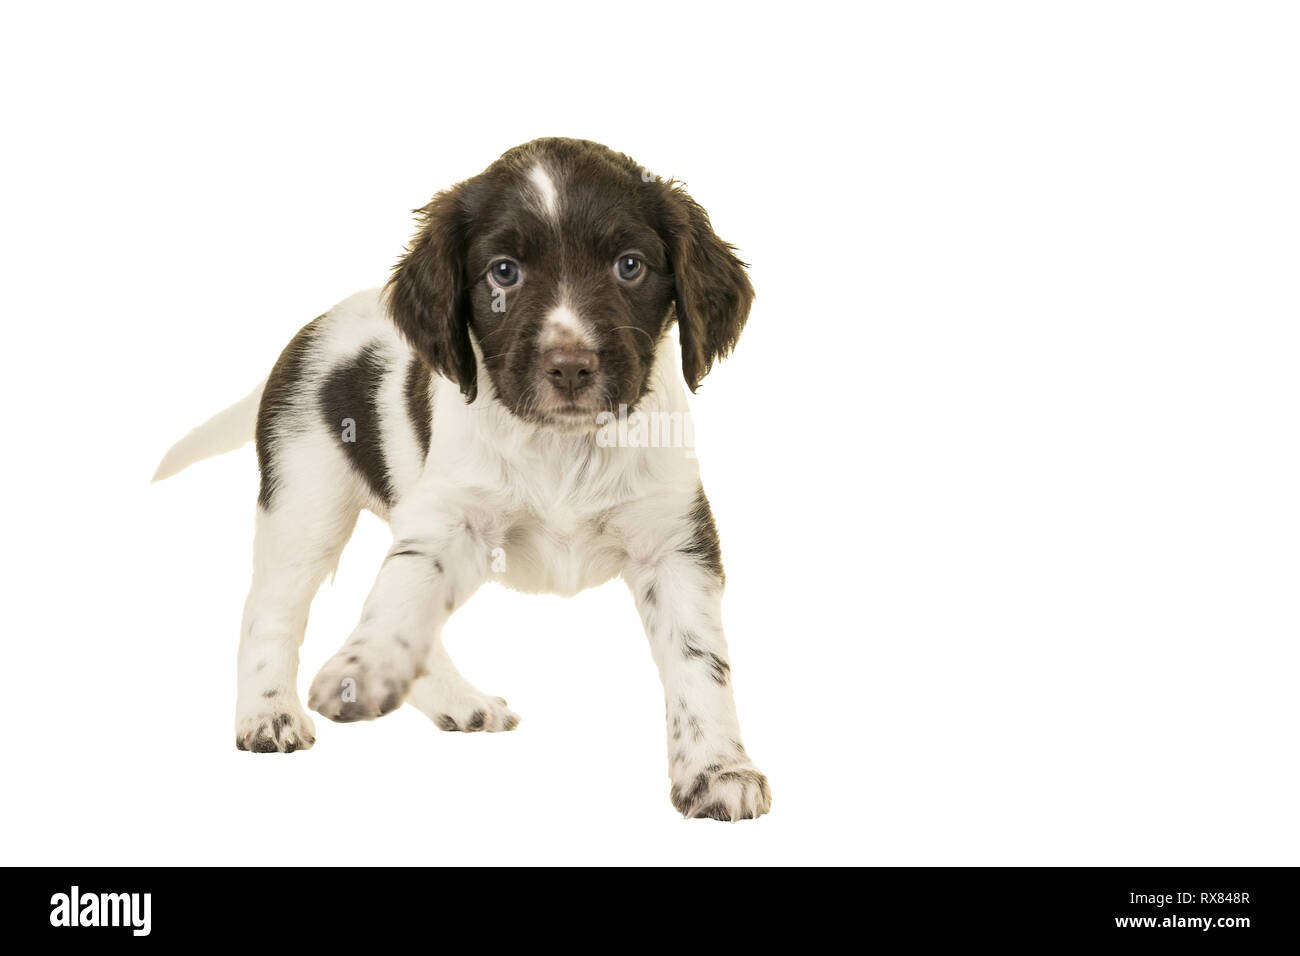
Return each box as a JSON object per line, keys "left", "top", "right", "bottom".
{"left": 384, "top": 138, "right": 754, "bottom": 428}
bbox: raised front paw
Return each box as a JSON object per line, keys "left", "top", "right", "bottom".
{"left": 236, "top": 707, "right": 316, "bottom": 753}
{"left": 307, "top": 636, "right": 421, "bottom": 723}
{"left": 671, "top": 763, "right": 771, "bottom": 822}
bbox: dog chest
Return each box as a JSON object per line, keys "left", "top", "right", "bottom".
{"left": 496, "top": 505, "right": 625, "bottom": 597}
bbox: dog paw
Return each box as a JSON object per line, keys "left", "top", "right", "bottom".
{"left": 235, "top": 708, "right": 316, "bottom": 753}
{"left": 670, "top": 763, "right": 771, "bottom": 821}
{"left": 429, "top": 692, "right": 520, "bottom": 733}
{"left": 307, "top": 639, "right": 419, "bottom": 723}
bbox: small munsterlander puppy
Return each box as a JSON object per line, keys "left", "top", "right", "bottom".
{"left": 155, "top": 138, "right": 768, "bottom": 821}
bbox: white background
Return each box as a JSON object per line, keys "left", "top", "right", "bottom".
{"left": 2, "top": 2, "right": 1296, "bottom": 865}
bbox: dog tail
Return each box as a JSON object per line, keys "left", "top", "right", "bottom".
{"left": 152, "top": 380, "right": 267, "bottom": 482}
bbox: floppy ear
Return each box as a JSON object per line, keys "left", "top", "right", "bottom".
{"left": 383, "top": 185, "right": 478, "bottom": 402}
{"left": 657, "top": 182, "right": 755, "bottom": 392}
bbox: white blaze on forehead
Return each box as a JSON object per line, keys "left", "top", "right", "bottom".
{"left": 527, "top": 162, "right": 560, "bottom": 221}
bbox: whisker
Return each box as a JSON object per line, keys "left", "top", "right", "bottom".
{"left": 609, "top": 325, "right": 657, "bottom": 346}
{"left": 476, "top": 324, "right": 515, "bottom": 346}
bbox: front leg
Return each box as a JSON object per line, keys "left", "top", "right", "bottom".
{"left": 308, "top": 506, "right": 497, "bottom": 723}
{"left": 624, "top": 488, "right": 770, "bottom": 821}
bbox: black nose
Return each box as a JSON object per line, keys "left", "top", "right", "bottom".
{"left": 544, "top": 348, "right": 599, "bottom": 392}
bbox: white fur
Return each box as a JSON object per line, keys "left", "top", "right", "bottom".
{"left": 541, "top": 292, "right": 590, "bottom": 349}
{"left": 152, "top": 380, "right": 265, "bottom": 481}
{"left": 527, "top": 162, "right": 560, "bottom": 222}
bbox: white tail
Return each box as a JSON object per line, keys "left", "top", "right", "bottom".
{"left": 152, "top": 380, "right": 267, "bottom": 482}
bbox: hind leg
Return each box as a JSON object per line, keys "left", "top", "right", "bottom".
{"left": 235, "top": 451, "right": 361, "bottom": 752}
{"left": 406, "top": 639, "right": 520, "bottom": 733}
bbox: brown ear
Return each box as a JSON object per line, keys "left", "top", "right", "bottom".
{"left": 383, "top": 185, "right": 478, "bottom": 401}
{"left": 656, "top": 181, "right": 755, "bottom": 392}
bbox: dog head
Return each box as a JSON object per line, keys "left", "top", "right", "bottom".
{"left": 384, "top": 138, "right": 753, "bottom": 429}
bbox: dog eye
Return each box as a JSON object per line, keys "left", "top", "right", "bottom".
{"left": 615, "top": 255, "right": 643, "bottom": 282}
{"left": 489, "top": 259, "right": 521, "bottom": 288}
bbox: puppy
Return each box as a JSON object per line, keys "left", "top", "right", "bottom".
{"left": 155, "top": 138, "right": 768, "bottom": 821}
